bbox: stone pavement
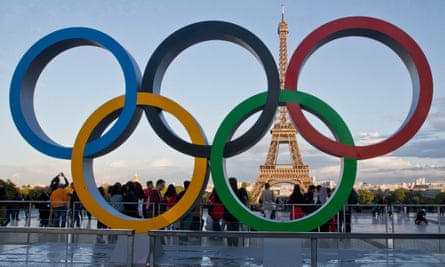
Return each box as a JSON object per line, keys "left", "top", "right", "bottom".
{"left": 0, "top": 211, "right": 445, "bottom": 266}
{"left": 1, "top": 233, "right": 445, "bottom": 266}
{"left": 149, "top": 233, "right": 445, "bottom": 266}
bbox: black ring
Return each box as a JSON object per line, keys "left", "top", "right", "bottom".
{"left": 141, "top": 21, "right": 280, "bottom": 158}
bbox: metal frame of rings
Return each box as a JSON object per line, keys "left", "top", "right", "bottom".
{"left": 10, "top": 17, "right": 432, "bottom": 233}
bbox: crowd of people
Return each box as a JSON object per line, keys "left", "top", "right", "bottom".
{"left": 257, "top": 183, "right": 358, "bottom": 232}
{"left": 0, "top": 173, "right": 358, "bottom": 233}
{"left": 0, "top": 173, "right": 203, "bottom": 231}
{"left": 0, "top": 187, "right": 32, "bottom": 226}
{"left": 207, "top": 177, "right": 248, "bottom": 246}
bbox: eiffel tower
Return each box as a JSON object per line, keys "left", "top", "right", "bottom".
{"left": 251, "top": 7, "right": 313, "bottom": 203}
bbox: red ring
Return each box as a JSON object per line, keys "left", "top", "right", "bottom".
{"left": 285, "top": 16, "right": 433, "bottom": 159}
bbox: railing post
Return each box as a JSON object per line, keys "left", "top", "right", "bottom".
{"left": 438, "top": 205, "right": 442, "bottom": 253}
{"left": 126, "top": 230, "right": 134, "bottom": 267}
{"left": 384, "top": 205, "right": 389, "bottom": 248}
{"left": 27, "top": 201, "right": 32, "bottom": 227}
{"left": 310, "top": 237, "right": 317, "bottom": 267}
{"left": 342, "top": 205, "right": 346, "bottom": 232}
{"left": 149, "top": 233, "right": 155, "bottom": 266}
{"left": 391, "top": 204, "right": 395, "bottom": 233}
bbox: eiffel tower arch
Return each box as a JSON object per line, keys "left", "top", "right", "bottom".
{"left": 250, "top": 112, "right": 313, "bottom": 203}
{"left": 251, "top": 7, "right": 313, "bottom": 203}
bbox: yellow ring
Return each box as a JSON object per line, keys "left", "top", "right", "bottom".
{"left": 71, "top": 92, "right": 208, "bottom": 233}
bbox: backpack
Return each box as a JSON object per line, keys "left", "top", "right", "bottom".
{"left": 210, "top": 204, "right": 224, "bottom": 220}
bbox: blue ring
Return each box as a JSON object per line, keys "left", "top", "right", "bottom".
{"left": 10, "top": 27, "right": 141, "bottom": 159}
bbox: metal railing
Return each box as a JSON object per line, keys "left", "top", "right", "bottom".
{"left": 1, "top": 201, "right": 444, "bottom": 233}
{"left": 147, "top": 230, "right": 445, "bottom": 267}
{"left": 1, "top": 200, "right": 444, "bottom": 227}
{"left": 2, "top": 200, "right": 445, "bottom": 265}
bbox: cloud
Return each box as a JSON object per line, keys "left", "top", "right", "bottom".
{"left": 427, "top": 112, "right": 445, "bottom": 132}
{"left": 359, "top": 157, "right": 412, "bottom": 172}
{"left": 311, "top": 164, "right": 342, "bottom": 181}
{"left": 357, "top": 132, "right": 385, "bottom": 145}
{"left": 109, "top": 160, "right": 129, "bottom": 168}
{"left": 148, "top": 157, "right": 174, "bottom": 167}
{"left": 354, "top": 156, "right": 445, "bottom": 184}
{"left": 391, "top": 131, "right": 445, "bottom": 158}
{"left": 0, "top": 162, "right": 69, "bottom": 186}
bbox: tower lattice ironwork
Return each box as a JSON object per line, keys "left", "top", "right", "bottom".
{"left": 250, "top": 7, "right": 313, "bottom": 203}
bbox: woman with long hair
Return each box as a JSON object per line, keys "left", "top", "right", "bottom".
{"left": 288, "top": 184, "right": 304, "bottom": 220}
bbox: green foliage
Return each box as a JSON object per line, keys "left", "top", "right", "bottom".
{"left": 21, "top": 185, "right": 45, "bottom": 200}
{"left": 0, "top": 179, "right": 19, "bottom": 199}
{"left": 435, "top": 192, "right": 445, "bottom": 203}
{"left": 357, "top": 189, "right": 373, "bottom": 204}
{"left": 175, "top": 185, "right": 184, "bottom": 193}
{"left": 391, "top": 188, "right": 409, "bottom": 203}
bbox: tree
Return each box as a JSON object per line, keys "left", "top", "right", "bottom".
{"left": 21, "top": 185, "right": 44, "bottom": 200}
{"left": 435, "top": 192, "right": 445, "bottom": 204}
{"left": 241, "top": 182, "right": 253, "bottom": 204}
{"left": 0, "top": 179, "right": 19, "bottom": 199}
{"left": 358, "top": 189, "right": 373, "bottom": 204}
{"left": 392, "top": 188, "right": 408, "bottom": 203}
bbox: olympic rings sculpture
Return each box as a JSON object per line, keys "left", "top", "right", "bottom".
{"left": 10, "top": 17, "right": 432, "bottom": 233}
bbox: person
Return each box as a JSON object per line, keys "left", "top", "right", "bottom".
{"left": 134, "top": 182, "right": 145, "bottom": 218}
{"left": 339, "top": 188, "right": 358, "bottom": 232}
{"left": 317, "top": 186, "right": 330, "bottom": 232}
{"left": 313, "top": 185, "right": 321, "bottom": 206}
{"left": 238, "top": 183, "right": 249, "bottom": 207}
{"left": 176, "top": 180, "right": 193, "bottom": 230}
{"left": 36, "top": 187, "right": 51, "bottom": 227}
{"left": 191, "top": 204, "right": 203, "bottom": 231}
{"left": 107, "top": 183, "right": 124, "bottom": 243}
{"left": 23, "top": 193, "right": 32, "bottom": 221}
{"left": 146, "top": 179, "right": 166, "bottom": 218}
{"left": 288, "top": 185, "right": 304, "bottom": 220}
{"left": 97, "top": 186, "right": 108, "bottom": 229}
{"left": 164, "top": 184, "right": 177, "bottom": 210}
{"left": 237, "top": 183, "right": 249, "bottom": 231}
{"left": 163, "top": 184, "right": 177, "bottom": 229}
{"left": 50, "top": 172, "right": 69, "bottom": 192}
{"left": 208, "top": 189, "right": 223, "bottom": 231}
{"left": 377, "top": 197, "right": 385, "bottom": 216}
{"left": 143, "top": 181, "right": 153, "bottom": 218}
{"left": 327, "top": 188, "right": 338, "bottom": 232}
{"left": 69, "top": 183, "right": 81, "bottom": 227}
{"left": 303, "top": 185, "right": 316, "bottom": 215}
{"left": 371, "top": 199, "right": 377, "bottom": 217}
{"left": 109, "top": 182, "right": 124, "bottom": 213}
{"left": 0, "top": 187, "right": 10, "bottom": 226}
{"left": 50, "top": 183, "right": 69, "bottom": 227}
{"left": 122, "top": 181, "right": 139, "bottom": 218}
{"left": 10, "top": 191, "right": 22, "bottom": 222}
{"left": 223, "top": 177, "right": 247, "bottom": 246}
{"left": 261, "top": 183, "right": 275, "bottom": 219}
{"left": 415, "top": 209, "right": 428, "bottom": 224}
{"left": 96, "top": 186, "right": 108, "bottom": 243}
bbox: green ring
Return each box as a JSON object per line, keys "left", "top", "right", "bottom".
{"left": 210, "top": 90, "right": 357, "bottom": 231}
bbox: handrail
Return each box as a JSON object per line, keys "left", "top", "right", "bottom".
{"left": 147, "top": 230, "right": 445, "bottom": 267}
{"left": 0, "top": 226, "right": 134, "bottom": 235}
{"left": 147, "top": 229, "right": 445, "bottom": 239}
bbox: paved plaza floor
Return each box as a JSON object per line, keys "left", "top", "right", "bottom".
{"left": 0, "top": 211, "right": 445, "bottom": 266}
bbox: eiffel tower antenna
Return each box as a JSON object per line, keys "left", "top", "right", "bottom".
{"left": 250, "top": 7, "right": 313, "bottom": 203}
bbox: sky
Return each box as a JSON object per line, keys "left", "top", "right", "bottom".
{"left": 0, "top": 1, "right": 444, "bottom": 187}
